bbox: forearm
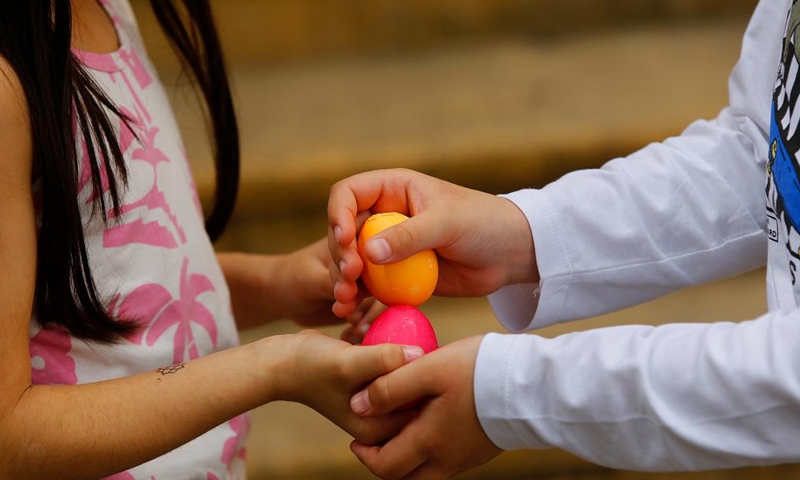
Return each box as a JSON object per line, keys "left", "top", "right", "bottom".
{"left": 493, "top": 111, "right": 769, "bottom": 332}
{"left": 0, "top": 339, "right": 276, "bottom": 480}
{"left": 218, "top": 240, "right": 342, "bottom": 330}
{"left": 217, "top": 251, "right": 287, "bottom": 329}
{"left": 475, "top": 311, "right": 800, "bottom": 471}
{"left": 492, "top": 0, "right": 782, "bottom": 331}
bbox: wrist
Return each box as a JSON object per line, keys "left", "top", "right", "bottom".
{"left": 499, "top": 197, "right": 540, "bottom": 285}
{"left": 218, "top": 252, "right": 287, "bottom": 327}
{"left": 249, "top": 335, "right": 293, "bottom": 403}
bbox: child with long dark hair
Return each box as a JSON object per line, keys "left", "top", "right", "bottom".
{"left": 0, "top": 1, "right": 419, "bottom": 479}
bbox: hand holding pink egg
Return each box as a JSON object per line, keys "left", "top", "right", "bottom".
{"left": 361, "top": 305, "right": 438, "bottom": 409}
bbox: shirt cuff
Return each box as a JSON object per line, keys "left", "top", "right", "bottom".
{"left": 474, "top": 332, "right": 551, "bottom": 451}
{"left": 490, "top": 189, "right": 574, "bottom": 331}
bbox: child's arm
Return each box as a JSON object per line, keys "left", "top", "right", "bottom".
{"left": 1, "top": 332, "right": 419, "bottom": 479}
{"left": 0, "top": 60, "right": 416, "bottom": 480}
{"left": 352, "top": 314, "right": 800, "bottom": 476}
{"left": 466, "top": 316, "right": 800, "bottom": 471}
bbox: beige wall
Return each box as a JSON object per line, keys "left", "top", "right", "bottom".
{"left": 132, "top": 0, "right": 758, "bottom": 66}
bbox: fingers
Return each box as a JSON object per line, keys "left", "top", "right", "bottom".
{"left": 328, "top": 168, "right": 422, "bottom": 250}
{"left": 328, "top": 172, "right": 390, "bottom": 247}
{"left": 330, "top": 209, "right": 375, "bottom": 318}
{"left": 350, "top": 408, "right": 420, "bottom": 447}
{"left": 329, "top": 248, "right": 362, "bottom": 317}
{"left": 344, "top": 343, "right": 424, "bottom": 386}
{"left": 341, "top": 324, "right": 364, "bottom": 344}
{"left": 329, "top": 228, "right": 362, "bottom": 282}
{"left": 341, "top": 297, "right": 384, "bottom": 343}
{"left": 352, "top": 429, "right": 450, "bottom": 480}
{"left": 350, "top": 357, "right": 433, "bottom": 416}
{"left": 350, "top": 439, "right": 427, "bottom": 480}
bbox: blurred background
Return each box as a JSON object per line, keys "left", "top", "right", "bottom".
{"left": 129, "top": 1, "right": 800, "bottom": 479}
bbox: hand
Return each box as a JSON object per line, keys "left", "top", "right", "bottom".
{"left": 277, "top": 238, "right": 383, "bottom": 328}
{"left": 327, "top": 168, "right": 538, "bottom": 318}
{"left": 265, "top": 330, "right": 424, "bottom": 445}
{"left": 348, "top": 336, "right": 502, "bottom": 479}
{"left": 220, "top": 239, "right": 384, "bottom": 330}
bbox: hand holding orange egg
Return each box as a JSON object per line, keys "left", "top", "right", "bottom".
{"left": 357, "top": 212, "right": 439, "bottom": 306}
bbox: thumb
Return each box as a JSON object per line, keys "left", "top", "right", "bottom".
{"left": 351, "top": 358, "right": 432, "bottom": 416}
{"left": 365, "top": 213, "right": 446, "bottom": 264}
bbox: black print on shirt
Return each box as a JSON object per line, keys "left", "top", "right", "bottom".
{"left": 767, "top": 1, "right": 800, "bottom": 288}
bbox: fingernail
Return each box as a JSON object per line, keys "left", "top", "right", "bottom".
{"left": 333, "top": 280, "right": 341, "bottom": 293}
{"left": 368, "top": 238, "right": 391, "bottom": 262}
{"left": 339, "top": 260, "right": 346, "bottom": 274}
{"left": 403, "top": 346, "right": 424, "bottom": 362}
{"left": 334, "top": 225, "right": 343, "bottom": 242}
{"left": 351, "top": 390, "right": 371, "bottom": 415}
{"left": 358, "top": 322, "right": 370, "bottom": 335}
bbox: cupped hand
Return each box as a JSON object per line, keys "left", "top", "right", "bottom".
{"left": 327, "top": 169, "right": 538, "bottom": 318}
{"left": 267, "top": 330, "right": 424, "bottom": 446}
{"left": 348, "top": 335, "right": 502, "bottom": 479}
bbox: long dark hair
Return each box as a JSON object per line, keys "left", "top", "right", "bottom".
{"left": 0, "top": 1, "right": 239, "bottom": 342}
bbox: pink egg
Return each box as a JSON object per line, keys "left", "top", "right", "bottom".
{"left": 362, "top": 305, "right": 439, "bottom": 353}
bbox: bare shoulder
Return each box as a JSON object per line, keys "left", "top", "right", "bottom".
{"left": 0, "top": 55, "right": 33, "bottom": 185}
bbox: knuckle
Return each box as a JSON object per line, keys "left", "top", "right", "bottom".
{"left": 418, "top": 435, "right": 440, "bottom": 458}
{"left": 369, "top": 377, "right": 392, "bottom": 410}
{"left": 380, "top": 346, "right": 404, "bottom": 373}
{"left": 394, "top": 224, "right": 419, "bottom": 248}
{"left": 331, "top": 358, "right": 349, "bottom": 381}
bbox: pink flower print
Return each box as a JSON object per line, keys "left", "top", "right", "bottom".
{"left": 120, "top": 47, "right": 153, "bottom": 91}
{"left": 30, "top": 327, "right": 77, "bottom": 385}
{"left": 104, "top": 218, "right": 180, "bottom": 249}
{"left": 221, "top": 414, "right": 249, "bottom": 465}
{"left": 117, "top": 107, "right": 139, "bottom": 154}
{"left": 104, "top": 124, "right": 187, "bottom": 249}
{"left": 118, "top": 258, "right": 218, "bottom": 363}
{"left": 207, "top": 474, "right": 220, "bottom": 480}
{"left": 128, "top": 125, "right": 187, "bottom": 242}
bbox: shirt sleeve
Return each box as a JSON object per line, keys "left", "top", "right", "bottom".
{"left": 488, "top": 0, "right": 785, "bottom": 332}
{"left": 474, "top": 312, "right": 800, "bottom": 471}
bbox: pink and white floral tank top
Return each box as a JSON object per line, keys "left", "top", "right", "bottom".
{"left": 28, "top": 1, "right": 249, "bottom": 478}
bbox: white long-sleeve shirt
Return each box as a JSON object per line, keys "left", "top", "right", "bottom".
{"left": 476, "top": 0, "right": 800, "bottom": 470}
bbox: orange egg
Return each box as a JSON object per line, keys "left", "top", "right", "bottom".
{"left": 357, "top": 212, "right": 438, "bottom": 306}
